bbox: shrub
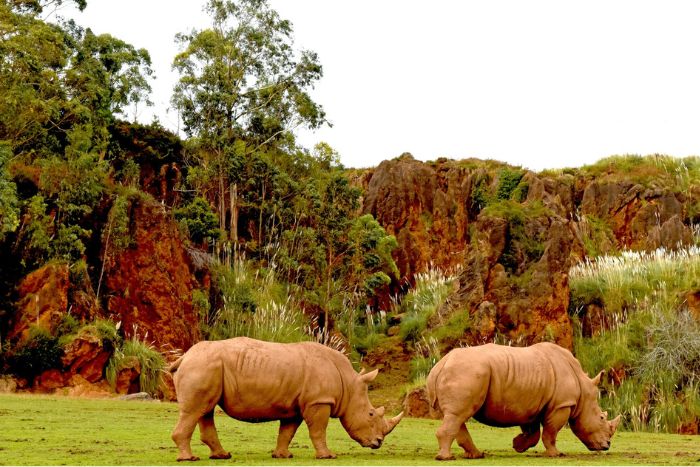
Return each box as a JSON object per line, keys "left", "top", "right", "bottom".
{"left": 7, "top": 326, "right": 63, "bottom": 382}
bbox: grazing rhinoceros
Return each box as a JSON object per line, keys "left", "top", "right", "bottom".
{"left": 426, "top": 342, "right": 620, "bottom": 459}
{"left": 169, "top": 337, "right": 403, "bottom": 461}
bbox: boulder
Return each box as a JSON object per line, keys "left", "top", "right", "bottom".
{"left": 61, "top": 328, "right": 113, "bottom": 383}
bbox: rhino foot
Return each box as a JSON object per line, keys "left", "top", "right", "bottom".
{"left": 435, "top": 453, "right": 456, "bottom": 461}
{"left": 209, "top": 452, "right": 232, "bottom": 460}
{"left": 272, "top": 450, "right": 293, "bottom": 459}
{"left": 315, "top": 452, "right": 337, "bottom": 459}
{"left": 462, "top": 451, "right": 485, "bottom": 459}
{"left": 176, "top": 455, "right": 200, "bottom": 462}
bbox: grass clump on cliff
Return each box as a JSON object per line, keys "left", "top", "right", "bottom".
{"left": 570, "top": 244, "right": 700, "bottom": 432}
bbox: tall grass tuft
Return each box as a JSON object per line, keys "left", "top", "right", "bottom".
{"left": 398, "top": 265, "right": 456, "bottom": 342}
{"left": 106, "top": 335, "right": 166, "bottom": 396}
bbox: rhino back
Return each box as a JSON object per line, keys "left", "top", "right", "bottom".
{"left": 435, "top": 343, "right": 580, "bottom": 427}
{"left": 213, "top": 338, "right": 351, "bottom": 420}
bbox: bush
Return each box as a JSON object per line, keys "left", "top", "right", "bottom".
{"left": 7, "top": 327, "right": 63, "bottom": 382}
{"left": 174, "top": 197, "right": 222, "bottom": 245}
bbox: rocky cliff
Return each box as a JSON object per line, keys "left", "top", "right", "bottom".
{"left": 360, "top": 154, "right": 697, "bottom": 351}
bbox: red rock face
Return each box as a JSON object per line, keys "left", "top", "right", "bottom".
{"left": 8, "top": 263, "right": 70, "bottom": 344}
{"left": 362, "top": 154, "right": 473, "bottom": 283}
{"left": 102, "top": 198, "right": 200, "bottom": 352}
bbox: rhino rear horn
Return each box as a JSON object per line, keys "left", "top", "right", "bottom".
{"left": 383, "top": 411, "right": 404, "bottom": 435}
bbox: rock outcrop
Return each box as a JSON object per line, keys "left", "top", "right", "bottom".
{"left": 102, "top": 197, "right": 200, "bottom": 352}
{"left": 362, "top": 154, "right": 474, "bottom": 284}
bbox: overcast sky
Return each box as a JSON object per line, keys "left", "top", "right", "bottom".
{"left": 60, "top": 1, "right": 700, "bottom": 171}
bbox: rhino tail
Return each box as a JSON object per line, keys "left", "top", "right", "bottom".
{"left": 168, "top": 355, "right": 185, "bottom": 373}
{"left": 425, "top": 358, "right": 445, "bottom": 419}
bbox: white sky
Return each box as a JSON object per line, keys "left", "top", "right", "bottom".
{"left": 60, "top": 0, "right": 700, "bottom": 171}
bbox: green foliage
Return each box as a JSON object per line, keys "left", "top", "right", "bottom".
{"left": 104, "top": 191, "right": 136, "bottom": 253}
{"left": 578, "top": 214, "right": 617, "bottom": 258}
{"left": 6, "top": 326, "right": 62, "bottom": 381}
{"left": 172, "top": 0, "right": 325, "bottom": 145}
{"left": 0, "top": 143, "right": 19, "bottom": 241}
{"left": 482, "top": 200, "right": 549, "bottom": 274}
{"left": 495, "top": 168, "right": 525, "bottom": 201}
{"left": 173, "top": 197, "right": 221, "bottom": 245}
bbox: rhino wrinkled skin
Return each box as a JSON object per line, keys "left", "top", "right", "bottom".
{"left": 169, "top": 337, "right": 403, "bottom": 461}
{"left": 426, "top": 342, "right": 621, "bottom": 459}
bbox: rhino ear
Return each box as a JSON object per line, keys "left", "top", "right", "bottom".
{"left": 591, "top": 370, "right": 604, "bottom": 386}
{"left": 359, "top": 368, "right": 379, "bottom": 383}
{"left": 358, "top": 367, "right": 367, "bottom": 376}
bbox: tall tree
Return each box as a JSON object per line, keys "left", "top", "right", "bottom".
{"left": 171, "top": 0, "right": 327, "bottom": 237}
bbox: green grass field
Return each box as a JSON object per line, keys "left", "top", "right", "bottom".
{"left": 0, "top": 394, "right": 698, "bottom": 465}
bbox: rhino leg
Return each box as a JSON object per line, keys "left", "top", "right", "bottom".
{"left": 172, "top": 411, "right": 201, "bottom": 461}
{"left": 199, "top": 410, "right": 232, "bottom": 459}
{"left": 541, "top": 407, "right": 571, "bottom": 457}
{"left": 456, "top": 423, "right": 484, "bottom": 459}
{"left": 513, "top": 423, "right": 540, "bottom": 453}
{"left": 435, "top": 413, "right": 483, "bottom": 460}
{"left": 272, "top": 417, "right": 302, "bottom": 458}
{"left": 303, "top": 404, "right": 337, "bottom": 459}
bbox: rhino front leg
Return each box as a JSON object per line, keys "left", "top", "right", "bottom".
{"left": 541, "top": 407, "right": 571, "bottom": 457}
{"left": 303, "top": 404, "right": 336, "bottom": 459}
{"left": 272, "top": 417, "right": 302, "bottom": 458}
{"left": 199, "top": 411, "right": 232, "bottom": 460}
{"left": 513, "top": 423, "right": 541, "bottom": 453}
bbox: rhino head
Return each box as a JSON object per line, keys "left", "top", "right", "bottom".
{"left": 569, "top": 371, "right": 622, "bottom": 451}
{"left": 339, "top": 368, "right": 403, "bottom": 449}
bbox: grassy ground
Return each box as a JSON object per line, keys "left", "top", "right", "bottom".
{"left": 1, "top": 394, "right": 698, "bottom": 465}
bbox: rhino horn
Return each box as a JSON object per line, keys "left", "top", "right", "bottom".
{"left": 591, "top": 370, "right": 604, "bottom": 386}
{"left": 610, "top": 414, "right": 621, "bottom": 434}
{"left": 383, "top": 411, "right": 404, "bottom": 435}
{"left": 359, "top": 368, "right": 379, "bottom": 383}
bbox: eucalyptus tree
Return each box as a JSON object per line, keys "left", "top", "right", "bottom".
{"left": 171, "top": 0, "right": 326, "bottom": 240}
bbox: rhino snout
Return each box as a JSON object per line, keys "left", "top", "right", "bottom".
{"left": 369, "top": 438, "right": 383, "bottom": 449}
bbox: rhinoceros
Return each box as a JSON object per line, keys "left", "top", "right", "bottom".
{"left": 169, "top": 337, "right": 403, "bottom": 461}
{"left": 426, "top": 342, "right": 620, "bottom": 459}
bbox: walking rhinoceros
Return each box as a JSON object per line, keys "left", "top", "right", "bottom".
{"left": 169, "top": 337, "right": 403, "bottom": 461}
{"left": 426, "top": 342, "right": 620, "bottom": 459}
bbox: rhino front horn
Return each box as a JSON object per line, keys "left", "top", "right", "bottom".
{"left": 610, "top": 414, "right": 622, "bottom": 434}
{"left": 384, "top": 411, "right": 404, "bottom": 435}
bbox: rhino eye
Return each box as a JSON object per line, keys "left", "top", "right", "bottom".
{"left": 369, "top": 411, "right": 374, "bottom": 417}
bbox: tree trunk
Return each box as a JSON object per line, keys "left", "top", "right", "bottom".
{"left": 230, "top": 183, "right": 238, "bottom": 244}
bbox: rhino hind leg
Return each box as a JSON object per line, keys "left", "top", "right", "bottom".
{"left": 513, "top": 423, "right": 541, "bottom": 453}
{"left": 435, "top": 413, "right": 483, "bottom": 460}
{"left": 456, "top": 423, "right": 484, "bottom": 459}
{"left": 272, "top": 417, "right": 302, "bottom": 458}
{"left": 172, "top": 411, "right": 202, "bottom": 461}
{"left": 199, "top": 410, "right": 232, "bottom": 460}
